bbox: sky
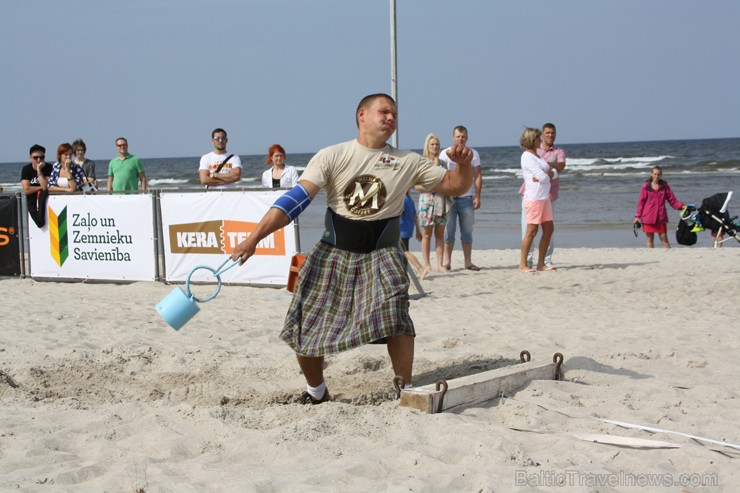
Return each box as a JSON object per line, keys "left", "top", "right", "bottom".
{"left": 2, "top": 0, "right": 739, "bottom": 163}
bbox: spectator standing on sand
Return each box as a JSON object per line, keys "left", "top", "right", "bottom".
{"left": 72, "top": 138, "right": 98, "bottom": 190}
{"left": 401, "top": 188, "right": 429, "bottom": 280}
{"left": 20, "top": 144, "right": 52, "bottom": 227}
{"left": 107, "top": 137, "right": 147, "bottom": 193}
{"left": 519, "top": 127, "right": 557, "bottom": 273}
{"left": 415, "top": 133, "right": 450, "bottom": 273}
{"left": 520, "top": 123, "right": 566, "bottom": 269}
{"left": 231, "top": 93, "right": 474, "bottom": 404}
{"left": 634, "top": 165, "right": 684, "bottom": 248}
{"left": 47, "top": 143, "right": 86, "bottom": 193}
{"left": 261, "top": 144, "right": 299, "bottom": 189}
{"left": 198, "top": 128, "right": 242, "bottom": 189}
{"left": 439, "top": 125, "right": 482, "bottom": 271}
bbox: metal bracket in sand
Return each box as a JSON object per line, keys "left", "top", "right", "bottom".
{"left": 401, "top": 240, "right": 426, "bottom": 299}
{"left": 399, "top": 351, "right": 564, "bottom": 414}
{"left": 407, "top": 265, "right": 426, "bottom": 298}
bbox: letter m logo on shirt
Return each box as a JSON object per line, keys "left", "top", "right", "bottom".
{"left": 342, "top": 175, "right": 388, "bottom": 216}
{"left": 49, "top": 206, "right": 69, "bottom": 266}
{"left": 349, "top": 181, "right": 381, "bottom": 209}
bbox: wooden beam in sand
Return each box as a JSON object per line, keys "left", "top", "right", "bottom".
{"left": 400, "top": 355, "right": 562, "bottom": 414}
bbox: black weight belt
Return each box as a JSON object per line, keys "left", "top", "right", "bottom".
{"left": 320, "top": 208, "right": 400, "bottom": 253}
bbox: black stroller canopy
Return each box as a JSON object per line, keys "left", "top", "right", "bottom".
{"left": 678, "top": 191, "right": 739, "bottom": 247}
{"left": 699, "top": 192, "right": 734, "bottom": 234}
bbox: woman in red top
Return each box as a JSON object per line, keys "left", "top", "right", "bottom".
{"left": 634, "top": 166, "right": 684, "bottom": 248}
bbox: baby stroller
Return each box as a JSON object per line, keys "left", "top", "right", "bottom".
{"left": 678, "top": 192, "right": 740, "bottom": 247}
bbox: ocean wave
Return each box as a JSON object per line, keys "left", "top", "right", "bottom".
{"left": 581, "top": 171, "right": 659, "bottom": 178}
{"left": 603, "top": 156, "right": 673, "bottom": 163}
{"left": 567, "top": 161, "right": 656, "bottom": 172}
{"left": 490, "top": 160, "right": 664, "bottom": 174}
{"left": 578, "top": 169, "right": 738, "bottom": 178}
{"left": 148, "top": 178, "right": 189, "bottom": 185}
{"left": 148, "top": 176, "right": 268, "bottom": 186}
{"left": 565, "top": 156, "right": 671, "bottom": 166}
{"left": 482, "top": 167, "right": 740, "bottom": 180}
{"left": 705, "top": 160, "right": 740, "bottom": 170}
{"left": 481, "top": 175, "right": 510, "bottom": 181}
{"left": 566, "top": 158, "right": 601, "bottom": 165}
{"left": 493, "top": 167, "right": 522, "bottom": 174}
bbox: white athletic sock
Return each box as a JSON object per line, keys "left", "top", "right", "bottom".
{"left": 307, "top": 381, "right": 327, "bottom": 400}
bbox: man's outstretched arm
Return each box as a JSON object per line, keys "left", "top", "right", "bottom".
{"left": 232, "top": 180, "right": 320, "bottom": 264}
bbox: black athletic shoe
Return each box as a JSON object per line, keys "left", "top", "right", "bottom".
{"left": 298, "top": 390, "right": 331, "bottom": 405}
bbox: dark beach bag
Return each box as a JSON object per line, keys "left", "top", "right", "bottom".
{"left": 676, "top": 217, "right": 697, "bottom": 246}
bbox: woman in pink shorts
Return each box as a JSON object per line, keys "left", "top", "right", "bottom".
{"left": 519, "top": 128, "right": 558, "bottom": 273}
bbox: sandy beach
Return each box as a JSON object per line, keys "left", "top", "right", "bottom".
{"left": 1, "top": 247, "right": 738, "bottom": 492}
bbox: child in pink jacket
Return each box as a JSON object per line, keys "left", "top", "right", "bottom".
{"left": 634, "top": 166, "right": 684, "bottom": 248}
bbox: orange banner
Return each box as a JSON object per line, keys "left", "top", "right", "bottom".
{"left": 169, "top": 220, "right": 285, "bottom": 256}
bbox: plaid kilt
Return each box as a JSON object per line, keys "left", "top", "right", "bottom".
{"left": 280, "top": 241, "right": 414, "bottom": 357}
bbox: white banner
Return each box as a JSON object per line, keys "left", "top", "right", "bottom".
{"left": 29, "top": 195, "right": 157, "bottom": 281}
{"left": 160, "top": 191, "right": 297, "bottom": 285}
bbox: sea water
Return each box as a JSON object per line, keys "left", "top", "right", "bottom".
{"left": 2, "top": 137, "right": 738, "bottom": 249}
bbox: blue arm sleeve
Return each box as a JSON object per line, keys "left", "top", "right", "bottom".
{"left": 271, "top": 184, "right": 312, "bottom": 221}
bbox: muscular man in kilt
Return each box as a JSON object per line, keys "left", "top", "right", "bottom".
{"left": 232, "top": 94, "right": 474, "bottom": 404}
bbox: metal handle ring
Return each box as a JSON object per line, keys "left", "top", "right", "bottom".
{"left": 185, "top": 257, "right": 241, "bottom": 303}
{"left": 185, "top": 265, "right": 223, "bottom": 303}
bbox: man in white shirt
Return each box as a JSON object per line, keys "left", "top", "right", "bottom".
{"left": 439, "top": 126, "right": 483, "bottom": 271}
{"left": 198, "top": 128, "right": 242, "bottom": 189}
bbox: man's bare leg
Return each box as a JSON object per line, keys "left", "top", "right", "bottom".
{"left": 296, "top": 354, "right": 325, "bottom": 387}
{"left": 387, "top": 335, "right": 414, "bottom": 386}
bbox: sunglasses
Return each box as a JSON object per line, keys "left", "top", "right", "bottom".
{"left": 32, "top": 155, "right": 45, "bottom": 160}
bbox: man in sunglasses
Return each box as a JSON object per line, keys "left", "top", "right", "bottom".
{"left": 198, "top": 128, "right": 242, "bottom": 189}
{"left": 107, "top": 137, "right": 147, "bottom": 193}
{"left": 20, "top": 144, "right": 52, "bottom": 227}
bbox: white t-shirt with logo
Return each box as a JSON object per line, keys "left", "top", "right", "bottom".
{"left": 439, "top": 146, "right": 480, "bottom": 198}
{"left": 199, "top": 152, "right": 242, "bottom": 188}
{"left": 300, "top": 140, "right": 446, "bottom": 220}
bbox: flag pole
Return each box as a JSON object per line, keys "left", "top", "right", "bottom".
{"left": 390, "top": 0, "right": 399, "bottom": 147}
